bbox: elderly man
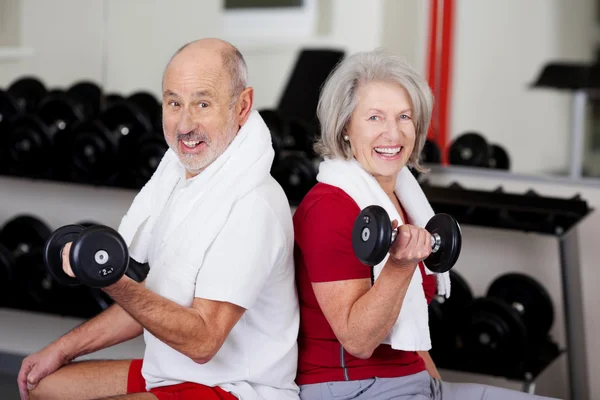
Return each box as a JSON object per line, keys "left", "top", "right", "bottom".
{"left": 17, "top": 38, "right": 300, "bottom": 400}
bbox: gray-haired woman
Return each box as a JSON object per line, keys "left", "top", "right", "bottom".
{"left": 292, "top": 49, "right": 560, "bottom": 400}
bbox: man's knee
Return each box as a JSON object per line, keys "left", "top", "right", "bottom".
{"left": 29, "top": 373, "right": 62, "bottom": 400}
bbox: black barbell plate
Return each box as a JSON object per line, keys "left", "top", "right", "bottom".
{"left": 449, "top": 132, "right": 490, "bottom": 167}
{"left": 70, "top": 225, "right": 129, "bottom": 288}
{"left": 487, "top": 273, "right": 554, "bottom": 340}
{"left": 43, "top": 225, "right": 84, "bottom": 287}
{"left": 0, "top": 215, "right": 52, "bottom": 257}
{"left": 462, "top": 297, "right": 528, "bottom": 366}
{"left": 424, "top": 213, "right": 462, "bottom": 273}
{"left": 352, "top": 205, "right": 393, "bottom": 267}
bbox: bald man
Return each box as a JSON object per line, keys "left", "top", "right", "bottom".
{"left": 17, "top": 38, "right": 300, "bottom": 400}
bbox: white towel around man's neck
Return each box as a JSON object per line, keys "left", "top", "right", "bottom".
{"left": 317, "top": 157, "right": 451, "bottom": 351}
{"left": 117, "top": 110, "right": 275, "bottom": 268}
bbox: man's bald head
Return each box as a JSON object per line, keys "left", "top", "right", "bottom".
{"left": 164, "top": 38, "right": 248, "bottom": 104}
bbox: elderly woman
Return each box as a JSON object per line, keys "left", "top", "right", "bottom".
{"left": 292, "top": 50, "right": 559, "bottom": 400}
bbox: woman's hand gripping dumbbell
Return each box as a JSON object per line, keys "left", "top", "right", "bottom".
{"left": 352, "top": 205, "right": 462, "bottom": 273}
{"left": 43, "top": 224, "right": 131, "bottom": 288}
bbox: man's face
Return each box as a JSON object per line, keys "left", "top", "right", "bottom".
{"left": 162, "top": 52, "right": 239, "bottom": 178}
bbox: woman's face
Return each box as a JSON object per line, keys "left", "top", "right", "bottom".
{"left": 345, "top": 80, "right": 416, "bottom": 183}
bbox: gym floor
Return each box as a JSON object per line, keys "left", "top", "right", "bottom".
{"left": 0, "top": 373, "right": 19, "bottom": 399}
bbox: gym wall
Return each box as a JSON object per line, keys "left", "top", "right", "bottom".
{"left": 1, "top": 1, "right": 599, "bottom": 399}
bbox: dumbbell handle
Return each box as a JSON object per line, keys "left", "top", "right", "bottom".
{"left": 390, "top": 229, "right": 442, "bottom": 254}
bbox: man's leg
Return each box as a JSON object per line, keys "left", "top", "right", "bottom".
{"left": 29, "top": 359, "right": 134, "bottom": 400}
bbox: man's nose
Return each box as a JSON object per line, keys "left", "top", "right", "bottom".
{"left": 177, "top": 109, "right": 197, "bottom": 134}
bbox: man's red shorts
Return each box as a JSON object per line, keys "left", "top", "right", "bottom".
{"left": 127, "top": 359, "right": 237, "bottom": 400}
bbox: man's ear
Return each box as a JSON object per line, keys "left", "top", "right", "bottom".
{"left": 236, "top": 87, "right": 254, "bottom": 126}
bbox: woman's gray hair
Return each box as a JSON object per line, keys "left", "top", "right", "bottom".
{"left": 315, "top": 49, "right": 434, "bottom": 172}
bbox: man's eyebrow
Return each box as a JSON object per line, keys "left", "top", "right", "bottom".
{"left": 191, "top": 90, "right": 214, "bottom": 99}
{"left": 163, "top": 90, "right": 178, "bottom": 98}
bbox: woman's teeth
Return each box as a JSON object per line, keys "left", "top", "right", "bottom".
{"left": 374, "top": 147, "right": 401, "bottom": 155}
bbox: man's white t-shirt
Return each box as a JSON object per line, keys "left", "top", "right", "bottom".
{"left": 140, "top": 168, "right": 300, "bottom": 399}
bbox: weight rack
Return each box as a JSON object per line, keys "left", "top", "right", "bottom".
{"left": 420, "top": 179, "right": 593, "bottom": 400}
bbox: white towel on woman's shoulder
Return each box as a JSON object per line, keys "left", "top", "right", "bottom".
{"left": 317, "top": 157, "right": 451, "bottom": 351}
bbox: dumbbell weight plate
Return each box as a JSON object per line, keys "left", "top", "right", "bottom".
{"left": 258, "top": 109, "right": 286, "bottom": 166}
{"left": 424, "top": 214, "right": 462, "bottom": 273}
{"left": 463, "top": 297, "right": 528, "bottom": 366}
{"left": 286, "top": 118, "right": 317, "bottom": 158}
{"left": 449, "top": 132, "right": 490, "bottom": 167}
{"left": 12, "top": 247, "right": 66, "bottom": 313}
{"left": 128, "top": 92, "right": 161, "bottom": 131}
{"left": 101, "top": 101, "right": 153, "bottom": 143}
{"left": 0, "top": 215, "right": 52, "bottom": 258}
{"left": 37, "top": 93, "right": 87, "bottom": 134}
{"left": 69, "top": 119, "right": 120, "bottom": 183}
{"left": 67, "top": 81, "right": 103, "bottom": 119}
{"left": 4, "top": 115, "right": 53, "bottom": 177}
{"left": 352, "top": 205, "right": 393, "bottom": 266}
{"left": 0, "top": 244, "right": 15, "bottom": 306}
{"left": 421, "top": 139, "right": 442, "bottom": 164}
{"left": 488, "top": 144, "right": 510, "bottom": 170}
{"left": 43, "top": 225, "right": 84, "bottom": 286}
{"left": 7, "top": 77, "right": 47, "bottom": 113}
{"left": 487, "top": 273, "right": 554, "bottom": 341}
{"left": 118, "top": 133, "right": 168, "bottom": 189}
{"left": 271, "top": 154, "right": 317, "bottom": 206}
{"left": 0, "top": 90, "right": 20, "bottom": 124}
{"left": 70, "top": 225, "right": 129, "bottom": 288}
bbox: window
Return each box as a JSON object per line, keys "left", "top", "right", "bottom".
{"left": 222, "top": 0, "right": 317, "bottom": 41}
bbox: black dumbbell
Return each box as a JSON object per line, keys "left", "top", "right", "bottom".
{"left": 37, "top": 81, "right": 103, "bottom": 133}
{"left": 460, "top": 272, "right": 555, "bottom": 371}
{"left": 488, "top": 143, "right": 510, "bottom": 170}
{"left": 449, "top": 132, "right": 511, "bottom": 171}
{"left": 0, "top": 215, "right": 52, "bottom": 258}
{"left": 75, "top": 220, "right": 150, "bottom": 282}
{"left": 271, "top": 154, "right": 317, "bottom": 206}
{"left": 6, "top": 76, "right": 47, "bottom": 114}
{"left": 448, "top": 132, "right": 490, "bottom": 168}
{"left": 43, "top": 224, "right": 131, "bottom": 288}
{"left": 4, "top": 83, "right": 104, "bottom": 179}
{"left": 0, "top": 90, "right": 21, "bottom": 125}
{"left": 421, "top": 139, "right": 442, "bottom": 164}
{"left": 0, "top": 243, "right": 15, "bottom": 307}
{"left": 118, "top": 132, "right": 168, "bottom": 189}
{"left": 352, "top": 205, "right": 462, "bottom": 273}
{"left": 259, "top": 109, "right": 286, "bottom": 167}
{"left": 67, "top": 98, "right": 154, "bottom": 184}
{"left": 128, "top": 91, "right": 162, "bottom": 132}
{"left": 428, "top": 270, "right": 473, "bottom": 367}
